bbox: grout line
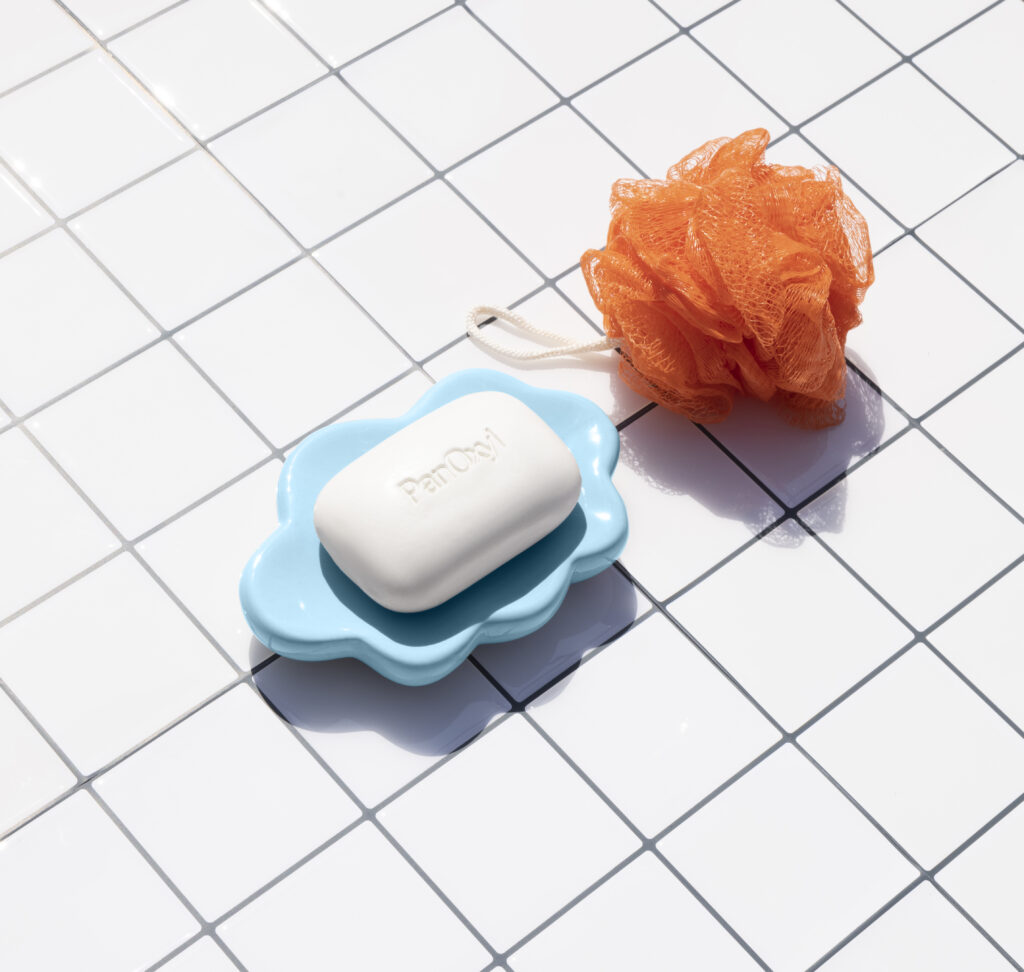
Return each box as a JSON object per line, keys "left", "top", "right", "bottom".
{"left": 3, "top": 1, "right": 1023, "bottom": 968}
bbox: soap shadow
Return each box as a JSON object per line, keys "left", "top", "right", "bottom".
{"left": 622, "top": 362, "right": 887, "bottom": 540}
{"left": 316, "top": 504, "right": 587, "bottom": 647}
{"left": 250, "top": 563, "right": 641, "bottom": 756}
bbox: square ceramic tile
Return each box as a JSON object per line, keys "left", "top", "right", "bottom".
{"left": 0, "top": 165, "right": 51, "bottom": 252}
{"left": 708, "top": 369, "right": 906, "bottom": 508}
{"left": 339, "top": 370, "right": 434, "bottom": 421}
{"left": 29, "top": 343, "right": 269, "bottom": 538}
{"left": 847, "top": 238, "right": 1020, "bottom": 417}
{"left": 0, "top": 230, "right": 157, "bottom": 414}
{"left": 0, "top": 792, "right": 197, "bottom": 972}
{"left": 530, "top": 613, "right": 779, "bottom": 835}
{"left": 424, "top": 288, "right": 649, "bottom": 425}
{"left": 474, "top": 567, "right": 647, "bottom": 702}
{"left": 573, "top": 37, "right": 784, "bottom": 178}
{"left": 218, "top": 822, "right": 489, "bottom": 971}
{"left": 136, "top": 461, "right": 280, "bottom": 670}
{"left": 254, "top": 657, "right": 508, "bottom": 807}
{"left": 612, "top": 406, "right": 782, "bottom": 600}
{"left": 801, "top": 430, "right": 1024, "bottom": 630}
{"left": 924, "top": 351, "right": 1024, "bottom": 514}
{"left": 345, "top": 9, "right": 556, "bottom": 169}
{"left": 659, "top": 745, "right": 917, "bottom": 972}
{"left": 841, "top": 0, "right": 997, "bottom": 53}
{"left": 0, "top": 0, "right": 90, "bottom": 93}
{"left": 63, "top": 0, "right": 179, "bottom": 39}
{"left": 508, "top": 853, "right": 760, "bottom": 971}
{"left": 822, "top": 883, "right": 1013, "bottom": 971}
{"left": 110, "top": 0, "right": 324, "bottom": 139}
{"left": 930, "top": 563, "right": 1024, "bottom": 731}
{"left": 158, "top": 937, "right": 236, "bottom": 972}
{"left": 938, "top": 802, "right": 1024, "bottom": 965}
{"left": 449, "top": 107, "right": 640, "bottom": 276}
{"left": 0, "top": 554, "right": 234, "bottom": 773}
{"left": 0, "top": 690, "right": 75, "bottom": 835}
{"left": 916, "top": 2, "right": 1024, "bottom": 152}
{"left": 804, "top": 66, "right": 1014, "bottom": 227}
{"left": 694, "top": 0, "right": 898, "bottom": 122}
{"left": 918, "top": 162, "right": 1024, "bottom": 330}
{"left": 95, "top": 685, "right": 360, "bottom": 919}
{"left": 177, "top": 259, "right": 409, "bottom": 445}
{"left": 70, "top": 152, "right": 298, "bottom": 328}
{"left": 0, "top": 429, "right": 117, "bottom": 622}
{"left": 379, "top": 715, "right": 640, "bottom": 951}
{"left": 470, "top": 0, "right": 676, "bottom": 95}
{"left": 764, "top": 131, "right": 903, "bottom": 252}
{"left": 0, "top": 51, "right": 190, "bottom": 216}
{"left": 801, "top": 645, "right": 1024, "bottom": 867}
{"left": 210, "top": 78, "right": 431, "bottom": 247}
{"left": 316, "top": 181, "right": 541, "bottom": 360}
{"left": 672, "top": 519, "right": 911, "bottom": 730}
{"left": 264, "top": 0, "right": 448, "bottom": 66}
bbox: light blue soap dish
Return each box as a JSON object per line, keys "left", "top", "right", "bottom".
{"left": 238, "top": 369, "right": 628, "bottom": 686}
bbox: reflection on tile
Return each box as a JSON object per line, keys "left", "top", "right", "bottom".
{"left": 0, "top": 554, "right": 235, "bottom": 774}
{"left": 95, "top": 686, "right": 359, "bottom": 919}
{"left": 218, "top": 822, "right": 490, "bottom": 972}
{"left": 0, "top": 166, "right": 51, "bottom": 252}
{"left": 63, "top": 0, "right": 179, "bottom": 40}
{"left": 0, "top": 691, "right": 75, "bottom": 836}
{"left": 136, "top": 461, "right": 282, "bottom": 670}
{"left": 0, "top": 429, "right": 117, "bottom": 622}
{"left": 0, "top": 1, "right": 90, "bottom": 94}
{"left": 930, "top": 563, "right": 1024, "bottom": 732}
{"left": 0, "top": 51, "right": 190, "bottom": 217}
{"left": 111, "top": 0, "right": 324, "bottom": 139}
{"left": 0, "top": 230, "right": 157, "bottom": 414}
{"left": 802, "top": 646, "right": 1024, "bottom": 867}
{"left": 803, "top": 431, "right": 1024, "bottom": 630}
{"left": 30, "top": 343, "right": 269, "bottom": 539}
{"left": 317, "top": 180, "right": 542, "bottom": 361}
{"left": 254, "top": 657, "right": 509, "bottom": 807}
{"left": 574, "top": 37, "right": 783, "bottom": 178}
{"left": 708, "top": 369, "right": 906, "bottom": 509}
{"left": 0, "top": 792, "right": 198, "bottom": 972}
{"left": 379, "top": 715, "right": 640, "bottom": 951}
{"left": 659, "top": 745, "right": 916, "bottom": 972}
{"left": 821, "top": 884, "right": 1012, "bottom": 972}
{"left": 345, "top": 8, "right": 556, "bottom": 169}
{"left": 449, "top": 107, "right": 639, "bottom": 276}
{"left": 938, "top": 803, "right": 1024, "bottom": 966}
{"left": 530, "top": 613, "right": 779, "bottom": 835}
{"left": 470, "top": 0, "right": 675, "bottom": 96}
{"left": 672, "top": 519, "right": 911, "bottom": 730}
{"left": 804, "top": 66, "right": 1013, "bottom": 227}
{"left": 177, "top": 259, "right": 409, "bottom": 446}
{"left": 211, "top": 78, "right": 431, "bottom": 247}
{"left": 509, "top": 853, "right": 760, "bottom": 971}
{"left": 474, "top": 566, "right": 644, "bottom": 701}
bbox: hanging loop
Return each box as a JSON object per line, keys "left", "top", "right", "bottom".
{"left": 465, "top": 304, "right": 619, "bottom": 361}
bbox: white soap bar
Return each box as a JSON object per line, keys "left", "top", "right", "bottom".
{"left": 313, "top": 391, "right": 582, "bottom": 613}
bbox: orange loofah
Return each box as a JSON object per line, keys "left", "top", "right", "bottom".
{"left": 581, "top": 129, "right": 874, "bottom": 427}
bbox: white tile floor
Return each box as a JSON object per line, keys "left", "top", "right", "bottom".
{"left": 1, "top": 1, "right": 1022, "bottom": 970}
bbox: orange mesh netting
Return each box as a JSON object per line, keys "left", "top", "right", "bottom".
{"left": 581, "top": 129, "right": 874, "bottom": 427}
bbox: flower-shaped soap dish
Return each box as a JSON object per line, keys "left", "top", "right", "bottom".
{"left": 239, "top": 369, "right": 628, "bottom": 685}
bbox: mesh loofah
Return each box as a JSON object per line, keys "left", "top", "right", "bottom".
{"left": 581, "top": 129, "right": 874, "bottom": 427}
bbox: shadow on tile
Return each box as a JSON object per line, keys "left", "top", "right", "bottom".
{"left": 474, "top": 567, "right": 642, "bottom": 702}
{"left": 251, "top": 649, "right": 508, "bottom": 758}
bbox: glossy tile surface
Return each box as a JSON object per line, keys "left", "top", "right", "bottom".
{"left": 3, "top": 2, "right": 1023, "bottom": 967}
